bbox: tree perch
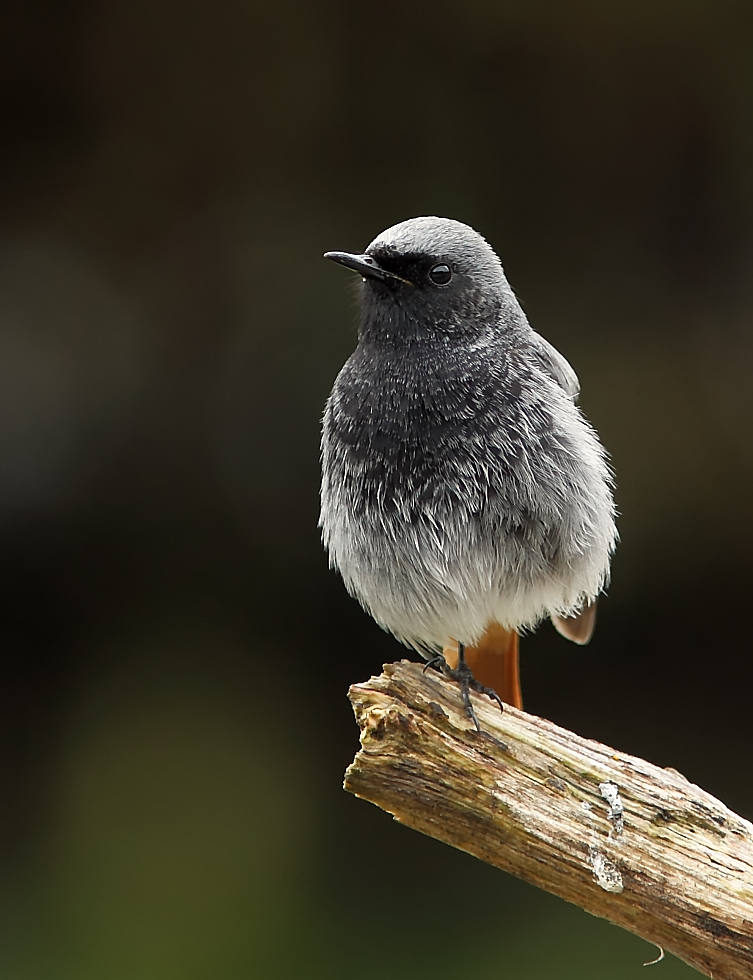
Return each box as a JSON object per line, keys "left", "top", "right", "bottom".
{"left": 344, "top": 661, "right": 753, "bottom": 980}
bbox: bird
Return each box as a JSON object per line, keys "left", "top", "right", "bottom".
{"left": 320, "top": 216, "right": 617, "bottom": 726}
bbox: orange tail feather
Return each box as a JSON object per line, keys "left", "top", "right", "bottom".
{"left": 444, "top": 623, "right": 522, "bottom": 709}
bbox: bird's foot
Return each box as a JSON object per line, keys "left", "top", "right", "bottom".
{"left": 422, "top": 654, "right": 444, "bottom": 674}
{"left": 431, "top": 648, "right": 504, "bottom": 731}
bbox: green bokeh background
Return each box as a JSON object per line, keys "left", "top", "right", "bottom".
{"left": 1, "top": 0, "right": 752, "bottom": 976}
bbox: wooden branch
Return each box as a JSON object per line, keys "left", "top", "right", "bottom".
{"left": 344, "top": 661, "right": 753, "bottom": 980}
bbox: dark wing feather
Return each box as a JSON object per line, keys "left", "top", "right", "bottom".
{"left": 532, "top": 336, "right": 595, "bottom": 643}
{"left": 530, "top": 333, "right": 580, "bottom": 401}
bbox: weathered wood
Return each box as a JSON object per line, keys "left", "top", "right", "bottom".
{"left": 344, "top": 661, "right": 753, "bottom": 980}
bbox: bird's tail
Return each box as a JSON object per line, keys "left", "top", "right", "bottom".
{"left": 444, "top": 623, "right": 522, "bottom": 709}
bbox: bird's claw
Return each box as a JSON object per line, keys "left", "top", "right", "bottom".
{"left": 433, "top": 650, "right": 504, "bottom": 731}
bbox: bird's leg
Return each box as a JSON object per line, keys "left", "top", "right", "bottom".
{"left": 441, "top": 642, "right": 504, "bottom": 731}
{"left": 451, "top": 643, "right": 481, "bottom": 730}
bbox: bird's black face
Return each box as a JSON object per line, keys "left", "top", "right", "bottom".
{"left": 362, "top": 245, "right": 502, "bottom": 345}
{"left": 365, "top": 246, "right": 456, "bottom": 291}
{"left": 324, "top": 247, "right": 454, "bottom": 290}
{"left": 325, "top": 245, "right": 501, "bottom": 345}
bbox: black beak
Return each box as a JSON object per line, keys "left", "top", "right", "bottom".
{"left": 323, "top": 251, "right": 412, "bottom": 285}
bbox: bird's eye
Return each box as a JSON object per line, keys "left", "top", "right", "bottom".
{"left": 429, "top": 263, "right": 452, "bottom": 285}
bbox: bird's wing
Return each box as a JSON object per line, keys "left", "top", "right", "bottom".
{"left": 530, "top": 337, "right": 592, "bottom": 641}
{"left": 530, "top": 333, "right": 581, "bottom": 401}
{"left": 551, "top": 600, "right": 597, "bottom": 645}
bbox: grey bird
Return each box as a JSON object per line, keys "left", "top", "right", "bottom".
{"left": 320, "top": 216, "right": 617, "bottom": 724}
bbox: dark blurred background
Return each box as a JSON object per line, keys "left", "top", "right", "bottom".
{"left": 0, "top": 0, "right": 751, "bottom": 976}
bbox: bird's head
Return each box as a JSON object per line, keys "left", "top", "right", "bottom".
{"left": 325, "top": 216, "right": 523, "bottom": 346}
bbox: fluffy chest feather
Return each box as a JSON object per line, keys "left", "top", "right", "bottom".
{"left": 322, "top": 338, "right": 565, "bottom": 520}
